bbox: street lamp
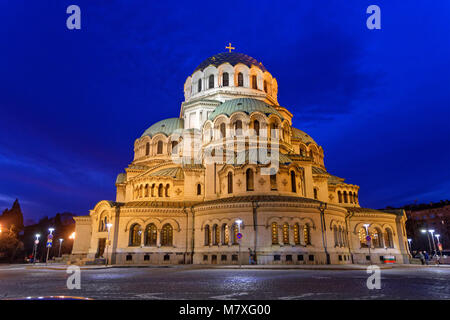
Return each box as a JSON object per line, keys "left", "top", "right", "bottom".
{"left": 45, "top": 228, "right": 55, "bottom": 265}
{"left": 58, "top": 238, "right": 64, "bottom": 258}
{"left": 106, "top": 223, "right": 113, "bottom": 266}
{"left": 318, "top": 202, "right": 330, "bottom": 264}
{"left": 363, "top": 224, "right": 372, "bottom": 264}
{"left": 33, "top": 234, "right": 40, "bottom": 265}
{"left": 407, "top": 238, "right": 412, "bottom": 252}
{"left": 435, "top": 234, "right": 443, "bottom": 260}
{"left": 428, "top": 229, "right": 437, "bottom": 256}
{"left": 421, "top": 229, "right": 433, "bottom": 255}
{"left": 69, "top": 232, "right": 75, "bottom": 240}
{"left": 235, "top": 219, "right": 242, "bottom": 268}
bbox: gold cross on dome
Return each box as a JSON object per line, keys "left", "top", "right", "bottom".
{"left": 225, "top": 42, "right": 235, "bottom": 53}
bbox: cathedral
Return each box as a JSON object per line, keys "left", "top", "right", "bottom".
{"left": 71, "top": 47, "right": 410, "bottom": 265}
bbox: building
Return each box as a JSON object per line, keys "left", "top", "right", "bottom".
{"left": 71, "top": 49, "right": 410, "bottom": 265}
{"left": 404, "top": 201, "right": 450, "bottom": 252}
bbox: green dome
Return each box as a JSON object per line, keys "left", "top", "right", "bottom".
{"left": 292, "top": 127, "right": 318, "bottom": 145}
{"left": 208, "top": 98, "right": 283, "bottom": 121}
{"left": 141, "top": 118, "right": 184, "bottom": 138}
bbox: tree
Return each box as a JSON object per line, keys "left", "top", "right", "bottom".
{"left": 0, "top": 227, "right": 24, "bottom": 263}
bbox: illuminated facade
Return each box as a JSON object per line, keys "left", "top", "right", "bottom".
{"left": 71, "top": 51, "right": 410, "bottom": 265}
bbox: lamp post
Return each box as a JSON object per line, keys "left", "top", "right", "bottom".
{"left": 45, "top": 228, "right": 55, "bottom": 265}
{"left": 407, "top": 238, "right": 412, "bottom": 252}
{"left": 429, "top": 229, "right": 437, "bottom": 256}
{"left": 235, "top": 219, "right": 242, "bottom": 268}
{"left": 33, "top": 234, "right": 40, "bottom": 264}
{"left": 106, "top": 223, "right": 112, "bottom": 266}
{"left": 435, "top": 234, "right": 443, "bottom": 260}
{"left": 421, "top": 229, "right": 433, "bottom": 254}
{"left": 58, "top": 238, "right": 64, "bottom": 258}
{"left": 363, "top": 224, "right": 371, "bottom": 264}
{"left": 319, "top": 202, "right": 330, "bottom": 264}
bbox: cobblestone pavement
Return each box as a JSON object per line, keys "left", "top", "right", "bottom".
{"left": 0, "top": 265, "right": 449, "bottom": 300}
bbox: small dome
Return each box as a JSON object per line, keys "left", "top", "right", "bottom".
{"left": 141, "top": 118, "right": 184, "bottom": 138}
{"left": 292, "top": 127, "right": 318, "bottom": 145}
{"left": 194, "top": 52, "right": 268, "bottom": 73}
{"left": 208, "top": 98, "right": 283, "bottom": 121}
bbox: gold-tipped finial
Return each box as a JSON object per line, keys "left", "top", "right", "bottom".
{"left": 225, "top": 42, "right": 235, "bottom": 53}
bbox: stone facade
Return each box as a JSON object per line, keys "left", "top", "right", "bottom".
{"left": 70, "top": 51, "right": 411, "bottom": 265}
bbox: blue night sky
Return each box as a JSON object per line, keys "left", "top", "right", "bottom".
{"left": 1, "top": 1, "right": 449, "bottom": 224}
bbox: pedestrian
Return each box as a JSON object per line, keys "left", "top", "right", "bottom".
{"left": 423, "top": 251, "right": 429, "bottom": 265}
{"left": 417, "top": 251, "right": 425, "bottom": 265}
{"left": 248, "top": 248, "right": 253, "bottom": 265}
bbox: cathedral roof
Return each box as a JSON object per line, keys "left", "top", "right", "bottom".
{"left": 292, "top": 127, "right": 318, "bottom": 145}
{"left": 115, "top": 173, "right": 126, "bottom": 184}
{"left": 141, "top": 118, "right": 184, "bottom": 138}
{"left": 149, "top": 167, "right": 184, "bottom": 179}
{"left": 194, "top": 52, "right": 267, "bottom": 73}
{"left": 208, "top": 98, "right": 283, "bottom": 121}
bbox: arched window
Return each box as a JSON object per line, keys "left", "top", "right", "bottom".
{"left": 197, "top": 183, "right": 201, "bottom": 195}
{"left": 222, "top": 224, "right": 229, "bottom": 245}
{"left": 263, "top": 80, "right": 268, "bottom": 92}
{"left": 145, "top": 184, "right": 149, "bottom": 197}
{"left": 129, "top": 224, "right": 141, "bottom": 246}
{"left": 204, "top": 225, "right": 211, "bottom": 246}
{"left": 227, "top": 172, "right": 233, "bottom": 194}
{"left": 220, "top": 123, "right": 226, "bottom": 138}
{"left": 237, "top": 72, "right": 243, "bottom": 86}
{"left": 234, "top": 120, "right": 242, "bottom": 136}
{"left": 293, "top": 223, "right": 300, "bottom": 245}
{"left": 270, "top": 173, "right": 277, "bottom": 190}
{"left": 144, "top": 224, "right": 157, "bottom": 246}
{"left": 372, "top": 228, "right": 382, "bottom": 248}
{"left": 313, "top": 188, "right": 318, "bottom": 200}
{"left": 384, "top": 228, "right": 394, "bottom": 248}
{"left": 343, "top": 191, "right": 348, "bottom": 203}
{"left": 232, "top": 223, "right": 239, "bottom": 244}
{"left": 165, "top": 184, "right": 170, "bottom": 197}
{"left": 333, "top": 226, "right": 338, "bottom": 246}
{"left": 338, "top": 191, "right": 342, "bottom": 203}
{"left": 151, "top": 184, "right": 155, "bottom": 197}
{"left": 198, "top": 79, "right": 202, "bottom": 92}
{"left": 290, "top": 171, "right": 296, "bottom": 193}
{"left": 139, "top": 185, "right": 143, "bottom": 198}
{"left": 251, "top": 75, "right": 257, "bottom": 89}
{"left": 99, "top": 214, "right": 108, "bottom": 232}
{"left": 246, "top": 168, "right": 254, "bottom": 191}
{"left": 213, "top": 224, "right": 220, "bottom": 245}
{"left": 222, "top": 72, "right": 229, "bottom": 86}
{"left": 171, "top": 141, "right": 178, "bottom": 154}
{"left": 145, "top": 142, "right": 150, "bottom": 155}
{"left": 208, "top": 74, "right": 214, "bottom": 89}
{"left": 303, "top": 224, "right": 311, "bottom": 245}
{"left": 282, "top": 223, "right": 289, "bottom": 244}
{"left": 160, "top": 224, "right": 173, "bottom": 246}
{"left": 157, "top": 140, "right": 163, "bottom": 154}
{"left": 158, "top": 183, "right": 163, "bottom": 197}
{"left": 253, "top": 120, "right": 260, "bottom": 136}
{"left": 359, "top": 228, "right": 368, "bottom": 248}
{"left": 349, "top": 192, "right": 353, "bottom": 203}
{"left": 271, "top": 222, "right": 279, "bottom": 245}
{"left": 338, "top": 226, "right": 344, "bottom": 247}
